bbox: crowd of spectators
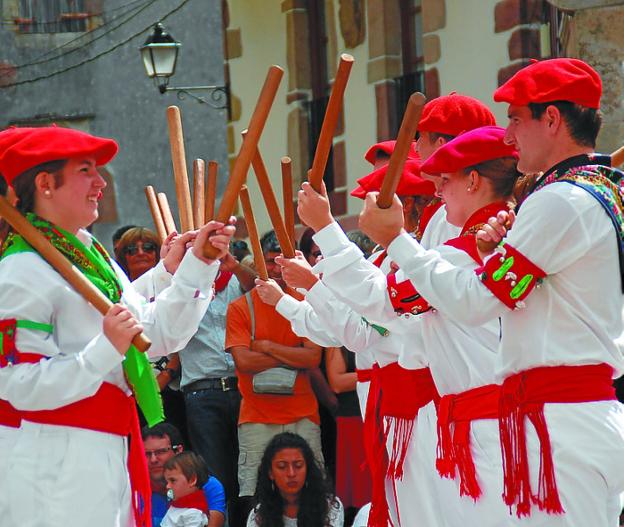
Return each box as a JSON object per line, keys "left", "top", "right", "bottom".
{"left": 115, "top": 224, "right": 374, "bottom": 527}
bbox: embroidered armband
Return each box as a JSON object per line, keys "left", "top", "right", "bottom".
{"left": 0, "top": 319, "right": 54, "bottom": 367}
{"left": 475, "top": 243, "right": 546, "bottom": 310}
{"left": 387, "top": 273, "right": 431, "bottom": 316}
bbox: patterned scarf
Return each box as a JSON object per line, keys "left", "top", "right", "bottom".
{"left": 1, "top": 213, "right": 123, "bottom": 302}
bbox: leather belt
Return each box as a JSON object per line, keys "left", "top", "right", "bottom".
{"left": 183, "top": 376, "right": 238, "bottom": 393}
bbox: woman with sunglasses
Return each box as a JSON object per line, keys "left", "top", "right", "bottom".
{"left": 117, "top": 226, "right": 161, "bottom": 281}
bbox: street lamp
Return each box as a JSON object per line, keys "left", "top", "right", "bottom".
{"left": 140, "top": 23, "right": 228, "bottom": 110}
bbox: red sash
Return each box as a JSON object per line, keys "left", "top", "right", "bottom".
{"left": 436, "top": 384, "right": 499, "bottom": 500}
{"left": 499, "top": 363, "right": 616, "bottom": 517}
{"left": 10, "top": 352, "right": 152, "bottom": 527}
{"left": 0, "top": 399, "right": 20, "bottom": 428}
{"left": 356, "top": 365, "right": 391, "bottom": 527}
{"left": 380, "top": 364, "right": 439, "bottom": 479}
{"left": 355, "top": 363, "right": 438, "bottom": 527}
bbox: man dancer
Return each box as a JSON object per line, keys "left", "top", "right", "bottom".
{"left": 359, "top": 58, "right": 624, "bottom": 525}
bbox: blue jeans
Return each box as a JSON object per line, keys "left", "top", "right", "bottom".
{"left": 184, "top": 387, "right": 241, "bottom": 501}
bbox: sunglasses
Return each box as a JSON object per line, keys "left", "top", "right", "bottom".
{"left": 124, "top": 242, "right": 157, "bottom": 256}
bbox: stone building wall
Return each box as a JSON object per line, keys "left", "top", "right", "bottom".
{"left": 0, "top": 0, "right": 228, "bottom": 250}
{"left": 548, "top": 0, "right": 624, "bottom": 155}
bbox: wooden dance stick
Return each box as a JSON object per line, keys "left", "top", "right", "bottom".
{"left": 0, "top": 195, "right": 151, "bottom": 352}
{"left": 239, "top": 185, "right": 268, "bottom": 281}
{"left": 377, "top": 92, "right": 427, "bottom": 209}
{"left": 205, "top": 160, "right": 218, "bottom": 221}
{"left": 157, "top": 192, "right": 177, "bottom": 235}
{"left": 193, "top": 159, "right": 206, "bottom": 228}
{"left": 144, "top": 186, "right": 167, "bottom": 243}
{"left": 308, "top": 54, "right": 354, "bottom": 192}
{"left": 202, "top": 65, "right": 284, "bottom": 260}
{"left": 281, "top": 156, "right": 296, "bottom": 247}
{"left": 242, "top": 131, "right": 295, "bottom": 258}
{"left": 167, "top": 106, "right": 194, "bottom": 232}
{"left": 611, "top": 145, "right": 624, "bottom": 168}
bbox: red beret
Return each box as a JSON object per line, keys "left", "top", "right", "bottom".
{"left": 364, "top": 140, "right": 418, "bottom": 166}
{"left": 420, "top": 126, "right": 517, "bottom": 175}
{"left": 419, "top": 92, "right": 497, "bottom": 137}
{"left": 351, "top": 159, "right": 435, "bottom": 199}
{"left": 0, "top": 126, "right": 118, "bottom": 184}
{"left": 493, "top": 58, "right": 601, "bottom": 109}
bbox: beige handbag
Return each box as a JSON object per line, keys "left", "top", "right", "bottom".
{"left": 246, "top": 292, "right": 297, "bottom": 395}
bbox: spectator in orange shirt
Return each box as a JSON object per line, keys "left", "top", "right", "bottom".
{"left": 225, "top": 230, "right": 323, "bottom": 521}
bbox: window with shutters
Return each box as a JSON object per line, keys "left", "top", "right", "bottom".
{"left": 16, "top": 0, "right": 88, "bottom": 34}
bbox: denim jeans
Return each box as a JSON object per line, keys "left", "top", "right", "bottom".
{"left": 184, "top": 387, "right": 241, "bottom": 501}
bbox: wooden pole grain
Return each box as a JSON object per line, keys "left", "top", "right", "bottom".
{"left": 144, "top": 186, "right": 167, "bottom": 243}
{"left": 377, "top": 92, "right": 426, "bottom": 209}
{"left": 239, "top": 185, "right": 268, "bottom": 281}
{"left": 193, "top": 159, "right": 206, "bottom": 228}
{"left": 205, "top": 160, "right": 218, "bottom": 221}
{"left": 202, "top": 65, "right": 284, "bottom": 260}
{"left": 308, "top": 54, "right": 354, "bottom": 192}
{"left": 167, "top": 106, "right": 194, "bottom": 232}
{"left": 281, "top": 156, "right": 295, "bottom": 247}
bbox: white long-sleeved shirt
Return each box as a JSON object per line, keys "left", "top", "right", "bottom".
{"left": 0, "top": 230, "right": 218, "bottom": 411}
{"left": 312, "top": 221, "right": 501, "bottom": 395}
{"left": 386, "top": 182, "right": 624, "bottom": 379}
{"left": 275, "top": 283, "right": 381, "bottom": 417}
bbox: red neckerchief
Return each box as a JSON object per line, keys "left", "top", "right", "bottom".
{"left": 444, "top": 201, "right": 511, "bottom": 264}
{"left": 213, "top": 269, "right": 233, "bottom": 293}
{"left": 171, "top": 489, "right": 209, "bottom": 514}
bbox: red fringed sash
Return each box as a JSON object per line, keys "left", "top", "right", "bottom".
{"left": 356, "top": 363, "right": 439, "bottom": 527}
{"left": 436, "top": 384, "right": 499, "bottom": 500}
{"left": 380, "top": 363, "right": 439, "bottom": 479}
{"left": 356, "top": 365, "right": 391, "bottom": 527}
{"left": 499, "top": 363, "right": 616, "bottom": 517}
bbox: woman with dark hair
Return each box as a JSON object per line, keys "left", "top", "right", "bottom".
{"left": 247, "top": 432, "right": 343, "bottom": 527}
{"left": 116, "top": 226, "right": 161, "bottom": 281}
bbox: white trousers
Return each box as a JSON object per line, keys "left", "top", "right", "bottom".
{"left": 5, "top": 421, "right": 134, "bottom": 527}
{"left": 435, "top": 400, "right": 624, "bottom": 527}
{"left": 0, "top": 425, "right": 19, "bottom": 519}
{"left": 385, "top": 402, "right": 445, "bottom": 526}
